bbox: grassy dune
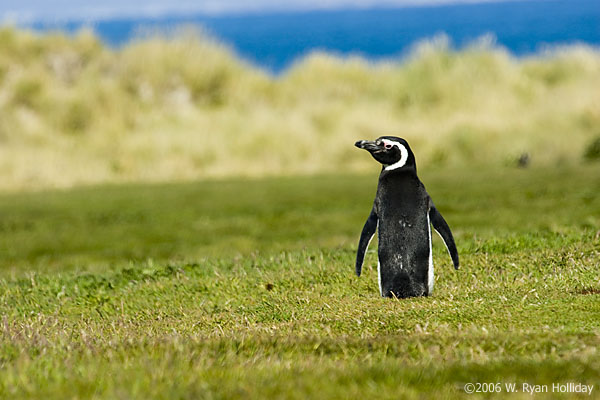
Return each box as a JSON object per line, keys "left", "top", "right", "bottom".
{"left": 0, "top": 27, "right": 600, "bottom": 190}
{"left": 0, "top": 166, "right": 599, "bottom": 398}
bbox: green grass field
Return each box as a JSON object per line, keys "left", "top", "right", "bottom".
{"left": 1, "top": 165, "right": 599, "bottom": 398}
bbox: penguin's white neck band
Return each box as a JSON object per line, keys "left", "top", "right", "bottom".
{"left": 382, "top": 139, "right": 409, "bottom": 171}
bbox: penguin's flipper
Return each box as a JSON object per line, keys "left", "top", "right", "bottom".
{"left": 429, "top": 203, "right": 459, "bottom": 270}
{"left": 355, "top": 208, "right": 378, "bottom": 277}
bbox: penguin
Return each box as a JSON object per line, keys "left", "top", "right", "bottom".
{"left": 354, "top": 136, "right": 459, "bottom": 298}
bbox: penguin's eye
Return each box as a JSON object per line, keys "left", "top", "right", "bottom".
{"left": 384, "top": 143, "right": 393, "bottom": 149}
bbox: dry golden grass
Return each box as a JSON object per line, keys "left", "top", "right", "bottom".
{"left": 1, "top": 27, "right": 599, "bottom": 191}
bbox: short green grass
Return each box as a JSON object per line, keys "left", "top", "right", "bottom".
{"left": 1, "top": 166, "right": 599, "bottom": 399}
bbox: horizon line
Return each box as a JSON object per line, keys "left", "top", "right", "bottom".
{"left": 1, "top": 0, "right": 543, "bottom": 25}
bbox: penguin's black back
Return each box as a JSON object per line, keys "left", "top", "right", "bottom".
{"left": 375, "top": 170, "right": 431, "bottom": 298}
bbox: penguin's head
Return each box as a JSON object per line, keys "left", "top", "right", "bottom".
{"left": 354, "top": 136, "right": 416, "bottom": 171}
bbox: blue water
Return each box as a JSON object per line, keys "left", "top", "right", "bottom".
{"left": 31, "top": 0, "right": 600, "bottom": 73}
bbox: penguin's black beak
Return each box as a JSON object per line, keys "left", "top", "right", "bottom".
{"left": 355, "top": 140, "right": 382, "bottom": 153}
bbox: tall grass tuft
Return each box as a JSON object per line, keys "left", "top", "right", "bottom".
{"left": 1, "top": 26, "right": 599, "bottom": 190}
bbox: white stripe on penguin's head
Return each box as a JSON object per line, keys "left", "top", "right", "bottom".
{"left": 382, "top": 139, "right": 409, "bottom": 171}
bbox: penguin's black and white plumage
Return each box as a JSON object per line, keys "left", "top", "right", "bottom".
{"left": 354, "top": 136, "right": 459, "bottom": 298}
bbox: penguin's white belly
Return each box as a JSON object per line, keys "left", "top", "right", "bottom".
{"left": 377, "top": 260, "right": 382, "bottom": 296}
{"left": 427, "top": 213, "right": 434, "bottom": 294}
